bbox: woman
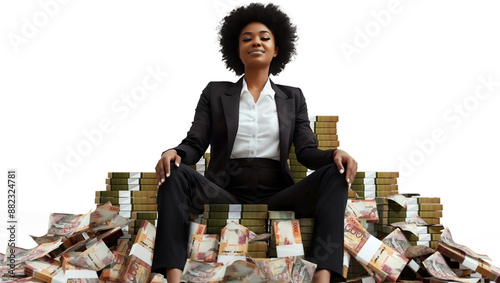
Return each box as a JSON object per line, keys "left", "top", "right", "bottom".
{"left": 152, "top": 3, "right": 357, "bottom": 282}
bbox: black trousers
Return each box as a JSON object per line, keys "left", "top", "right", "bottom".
{"left": 151, "top": 158, "right": 348, "bottom": 279}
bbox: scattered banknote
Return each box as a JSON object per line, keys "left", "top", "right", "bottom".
{"left": 66, "top": 239, "right": 113, "bottom": 271}
{"left": 345, "top": 199, "right": 379, "bottom": 223}
{"left": 7, "top": 239, "right": 63, "bottom": 266}
{"left": 181, "top": 259, "right": 226, "bottom": 282}
{"left": 439, "top": 228, "right": 491, "bottom": 260}
{"left": 422, "top": 251, "right": 479, "bottom": 283}
{"left": 47, "top": 212, "right": 91, "bottom": 236}
{"left": 291, "top": 257, "right": 317, "bottom": 283}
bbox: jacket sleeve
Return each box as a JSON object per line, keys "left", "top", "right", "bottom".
{"left": 293, "top": 88, "right": 335, "bottom": 169}
{"left": 170, "top": 82, "right": 213, "bottom": 165}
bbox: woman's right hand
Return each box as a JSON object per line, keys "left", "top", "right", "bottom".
{"left": 156, "top": 149, "right": 182, "bottom": 186}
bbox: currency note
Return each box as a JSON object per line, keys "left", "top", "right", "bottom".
{"left": 274, "top": 220, "right": 304, "bottom": 258}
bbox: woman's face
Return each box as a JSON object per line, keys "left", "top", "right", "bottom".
{"left": 238, "top": 22, "right": 279, "bottom": 71}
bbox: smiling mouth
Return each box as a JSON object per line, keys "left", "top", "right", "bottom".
{"left": 248, "top": 49, "right": 265, "bottom": 54}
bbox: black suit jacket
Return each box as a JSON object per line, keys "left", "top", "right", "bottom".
{"left": 172, "top": 77, "right": 335, "bottom": 187}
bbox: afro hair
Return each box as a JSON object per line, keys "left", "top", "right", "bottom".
{"left": 218, "top": 3, "right": 298, "bottom": 76}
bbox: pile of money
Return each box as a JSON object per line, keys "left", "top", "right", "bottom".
{"left": 0, "top": 201, "right": 171, "bottom": 282}
{"left": 268, "top": 210, "right": 295, "bottom": 258}
{"left": 375, "top": 194, "right": 443, "bottom": 248}
{"left": 95, "top": 172, "right": 158, "bottom": 242}
{"left": 201, "top": 204, "right": 268, "bottom": 235}
{"left": 288, "top": 115, "right": 339, "bottom": 183}
{"left": 312, "top": 115, "right": 339, "bottom": 151}
{"left": 351, "top": 171, "right": 399, "bottom": 199}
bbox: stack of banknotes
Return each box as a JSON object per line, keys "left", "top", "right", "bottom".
{"left": 268, "top": 210, "right": 296, "bottom": 258}
{"left": 288, "top": 115, "right": 339, "bottom": 182}
{"left": 351, "top": 171, "right": 399, "bottom": 199}
{"left": 95, "top": 172, "right": 159, "bottom": 242}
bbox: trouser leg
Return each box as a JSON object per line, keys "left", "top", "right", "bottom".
{"left": 151, "top": 163, "right": 239, "bottom": 275}
{"left": 266, "top": 163, "right": 348, "bottom": 279}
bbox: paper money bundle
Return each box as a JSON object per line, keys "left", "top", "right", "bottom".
{"left": 351, "top": 171, "right": 399, "bottom": 199}
{"left": 119, "top": 220, "right": 157, "bottom": 282}
{"left": 273, "top": 220, "right": 305, "bottom": 258}
{"left": 268, "top": 210, "right": 295, "bottom": 258}
{"left": 201, "top": 204, "right": 268, "bottom": 235}
{"left": 96, "top": 172, "right": 159, "bottom": 242}
{"left": 376, "top": 194, "right": 444, "bottom": 248}
{"left": 344, "top": 214, "right": 409, "bottom": 282}
{"left": 288, "top": 115, "right": 339, "bottom": 182}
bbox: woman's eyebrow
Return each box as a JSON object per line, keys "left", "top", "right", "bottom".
{"left": 240, "top": 30, "right": 271, "bottom": 37}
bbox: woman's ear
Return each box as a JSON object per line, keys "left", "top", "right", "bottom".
{"left": 273, "top": 47, "right": 279, "bottom": 58}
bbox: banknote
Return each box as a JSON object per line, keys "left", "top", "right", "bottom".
{"left": 66, "top": 239, "right": 113, "bottom": 271}
{"left": 344, "top": 214, "right": 408, "bottom": 282}
{"left": 8, "top": 239, "right": 63, "bottom": 266}
{"left": 439, "top": 228, "right": 491, "bottom": 260}
{"left": 274, "top": 220, "right": 304, "bottom": 258}
{"left": 382, "top": 228, "right": 411, "bottom": 255}
{"left": 181, "top": 259, "right": 226, "bottom": 282}
{"left": 422, "top": 251, "right": 479, "bottom": 283}
{"left": 188, "top": 234, "right": 219, "bottom": 262}
{"left": 291, "top": 257, "right": 317, "bottom": 283}
{"left": 47, "top": 212, "right": 91, "bottom": 236}
{"left": 346, "top": 199, "right": 379, "bottom": 223}
{"left": 218, "top": 221, "right": 249, "bottom": 264}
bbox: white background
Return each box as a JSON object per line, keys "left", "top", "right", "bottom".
{"left": 1, "top": 0, "right": 499, "bottom": 265}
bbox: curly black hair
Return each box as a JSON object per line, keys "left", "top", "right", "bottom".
{"left": 218, "top": 3, "right": 298, "bottom": 76}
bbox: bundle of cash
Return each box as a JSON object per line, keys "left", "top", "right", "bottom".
{"left": 344, "top": 214, "right": 408, "bottom": 282}
{"left": 96, "top": 172, "right": 159, "bottom": 241}
{"left": 274, "top": 220, "right": 304, "bottom": 258}
{"left": 188, "top": 234, "right": 219, "bottom": 262}
{"left": 435, "top": 228, "right": 500, "bottom": 282}
{"left": 201, "top": 204, "right": 268, "bottom": 236}
{"left": 422, "top": 251, "right": 481, "bottom": 282}
{"left": 382, "top": 228, "right": 430, "bottom": 279}
{"left": 268, "top": 211, "right": 295, "bottom": 258}
{"left": 217, "top": 221, "right": 250, "bottom": 265}
{"left": 351, "top": 172, "right": 399, "bottom": 199}
{"left": 375, "top": 194, "right": 443, "bottom": 248}
{"left": 312, "top": 115, "right": 339, "bottom": 151}
{"left": 288, "top": 115, "right": 339, "bottom": 182}
{"left": 120, "top": 220, "right": 156, "bottom": 282}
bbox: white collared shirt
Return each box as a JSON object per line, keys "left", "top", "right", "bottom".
{"left": 230, "top": 77, "right": 280, "bottom": 160}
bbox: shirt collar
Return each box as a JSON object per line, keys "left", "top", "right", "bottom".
{"left": 241, "top": 76, "right": 275, "bottom": 100}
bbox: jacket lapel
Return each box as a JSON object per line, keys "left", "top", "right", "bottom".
{"left": 272, "top": 80, "right": 294, "bottom": 164}
{"left": 221, "top": 77, "right": 243, "bottom": 160}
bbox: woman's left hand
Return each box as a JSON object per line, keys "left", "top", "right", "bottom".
{"left": 333, "top": 149, "right": 357, "bottom": 188}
